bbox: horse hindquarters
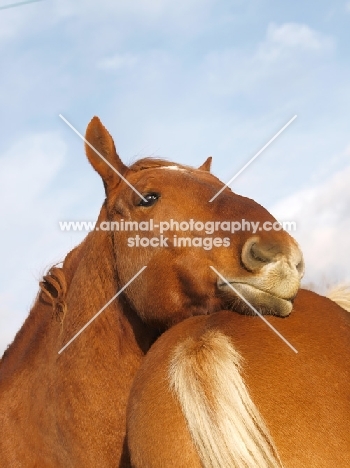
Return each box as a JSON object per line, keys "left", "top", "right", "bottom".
{"left": 126, "top": 312, "right": 281, "bottom": 468}
{"left": 127, "top": 291, "right": 350, "bottom": 468}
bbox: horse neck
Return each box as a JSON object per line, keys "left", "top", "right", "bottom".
{"left": 59, "top": 226, "right": 156, "bottom": 362}
{"left": 51, "top": 229, "right": 158, "bottom": 461}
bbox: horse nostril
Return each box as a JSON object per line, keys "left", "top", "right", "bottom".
{"left": 250, "top": 244, "right": 270, "bottom": 264}
{"left": 241, "top": 237, "right": 304, "bottom": 277}
{"left": 241, "top": 237, "right": 277, "bottom": 272}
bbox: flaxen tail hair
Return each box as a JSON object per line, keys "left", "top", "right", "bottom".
{"left": 327, "top": 283, "right": 350, "bottom": 313}
{"left": 169, "top": 330, "right": 283, "bottom": 468}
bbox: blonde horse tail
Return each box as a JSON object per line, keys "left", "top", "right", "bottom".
{"left": 169, "top": 329, "right": 283, "bottom": 468}
{"left": 327, "top": 283, "right": 350, "bottom": 312}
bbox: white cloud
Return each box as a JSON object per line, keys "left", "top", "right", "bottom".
{"left": 97, "top": 53, "right": 138, "bottom": 71}
{"left": 258, "top": 23, "right": 335, "bottom": 60}
{"left": 270, "top": 162, "right": 350, "bottom": 292}
{"left": 201, "top": 22, "right": 335, "bottom": 99}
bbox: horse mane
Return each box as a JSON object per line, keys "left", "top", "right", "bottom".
{"left": 169, "top": 329, "right": 283, "bottom": 468}
{"left": 128, "top": 157, "right": 191, "bottom": 172}
{"left": 326, "top": 283, "right": 350, "bottom": 313}
{"left": 0, "top": 243, "right": 84, "bottom": 363}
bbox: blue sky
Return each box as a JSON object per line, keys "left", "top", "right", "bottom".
{"left": 1, "top": 0, "right": 350, "bottom": 353}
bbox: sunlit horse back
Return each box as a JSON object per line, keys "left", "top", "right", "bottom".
{"left": 127, "top": 290, "right": 350, "bottom": 467}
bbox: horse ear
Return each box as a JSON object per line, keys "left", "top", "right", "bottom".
{"left": 85, "top": 116, "right": 128, "bottom": 193}
{"left": 198, "top": 156, "right": 212, "bottom": 172}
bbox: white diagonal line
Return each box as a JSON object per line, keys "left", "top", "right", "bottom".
{"left": 58, "top": 266, "right": 147, "bottom": 354}
{"left": 210, "top": 266, "right": 298, "bottom": 353}
{"left": 59, "top": 114, "right": 147, "bottom": 202}
{"left": 209, "top": 115, "right": 297, "bottom": 202}
{"left": 0, "top": 0, "right": 43, "bottom": 10}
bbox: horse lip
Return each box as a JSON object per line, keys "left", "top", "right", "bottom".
{"left": 218, "top": 281, "right": 294, "bottom": 304}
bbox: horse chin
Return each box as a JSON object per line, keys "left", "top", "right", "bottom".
{"left": 221, "top": 283, "right": 293, "bottom": 317}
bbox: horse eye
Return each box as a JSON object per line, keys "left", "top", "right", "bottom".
{"left": 138, "top": 193, "right": 160, "bottom": 207}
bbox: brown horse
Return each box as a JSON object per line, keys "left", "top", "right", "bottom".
{"left": 126, "top": 290, "right": 350, "bottom": 467}
{"left": 0, "top": 117, "right": 304, "bottom": 466}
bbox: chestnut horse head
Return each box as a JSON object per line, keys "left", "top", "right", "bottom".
{"left": 0, "top": 116, "right": 304, "bottom": 466}
{"left": 85, "top": 116, "right": 304, "bottom": 328}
